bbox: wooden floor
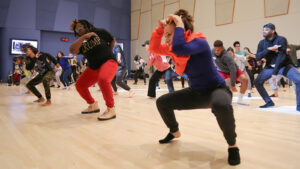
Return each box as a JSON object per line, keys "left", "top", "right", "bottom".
{"left": 0, "top": 80, "right": 300, "bottom": 169}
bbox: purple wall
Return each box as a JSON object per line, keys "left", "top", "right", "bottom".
{"left": 40, "top": 31, "right": 83, "bottom": 60}
{"left": 0, "top": 0, "right": 131, "bottom": 82}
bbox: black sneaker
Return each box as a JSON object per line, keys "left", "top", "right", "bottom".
{"left": 259, "top": 101, "right": 275, "bottom": 108}
{"left": 228, "top": 147, "right": 240, "bottom": 165}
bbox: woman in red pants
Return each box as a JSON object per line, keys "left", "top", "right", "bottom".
{"left": 70, "top": 19, "right": 118, "bottom": 121}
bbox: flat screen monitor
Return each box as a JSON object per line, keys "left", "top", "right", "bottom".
{"left": 10, "top": 39, "right": 38, "bottom": 55}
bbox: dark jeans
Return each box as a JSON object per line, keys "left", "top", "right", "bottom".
{"left": 147, "top": 68, "right": 174, "bottom": 97}
{"left": 134, "top": 68, "right": 146, "bottom": 84}
{"left": 254, "top": 67, "right": 300, "bottom": 108}
{"left": 60, "top": 68, "right": 72, "bottom": 87}
{"left": 172, "top": 71, "right": 190, "bottom": 88}
{"left": 111, "top": 66, "right": 130, "bottom": 91}
{"left": 26, "top": 71, "right": 55, "bottom": 99}
{"left": 156, "top": 86, "right": 237, "bottom": 146}
{"left": 111, "top": 76, "right": 117, "bottom": 92}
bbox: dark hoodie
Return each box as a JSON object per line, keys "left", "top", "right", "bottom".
{"left": 256, "top": 35, "right": 292, "bottom": 75}
{"left": 26, "top": 52, "right": 57, "bottom": 75}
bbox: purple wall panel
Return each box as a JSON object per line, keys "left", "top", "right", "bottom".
{"left": 53, "top": 0, "right": 78, "bottom": 32}
{"left": 5, "top": 0, "right": 36, "bottom": 29}
{"left": 0, "top": 0, "right": 130, "bottom": 82}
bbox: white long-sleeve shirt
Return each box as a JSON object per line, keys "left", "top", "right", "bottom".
{"left": 134, "top": 59, "right": 145, "bottom": 70}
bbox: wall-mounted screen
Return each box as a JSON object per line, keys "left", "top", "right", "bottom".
{"left": 10, "top": 39, "right": 38, "bottom": 55}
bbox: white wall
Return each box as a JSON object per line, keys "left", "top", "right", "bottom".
{"left": 131, "top": 0, "right": 300, "bottom": 69}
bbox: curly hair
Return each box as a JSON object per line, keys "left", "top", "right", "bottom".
{"left": 21, "top": 44, "right": 38, "bottom": 54}
{"left": 70, "top": 19, "right": 96, "bottom": 36}
{"left": 174, "top": 9, "right": 194, "bottom": 32}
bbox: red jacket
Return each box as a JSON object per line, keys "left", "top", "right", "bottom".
{"left": 148, "top": 53, "right": 170, "bottom": 71}
{"left": 149, "top": 26, "right": 206, "bottom": 75}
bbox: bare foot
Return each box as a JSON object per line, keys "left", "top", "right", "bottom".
{"left": 34, "top": 97, "right": 45, "bottom": 103}
{"left": 128, "top": 90, "right": 135, "bottom": 98}
{"left": 113, "top": 91, "right": 118, "bottom": 95}
{"left": 41, "top": 100, "right": 51, "bottom": 106}
{"left": 172, "top": 130, "right": 181, "bottom": 138}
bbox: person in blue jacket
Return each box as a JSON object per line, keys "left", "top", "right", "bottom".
{"left": 57, "top": 51, "right": 73, "bottom": 90}
{"left": 254, "top": 23, "right": 300, "bottom": 111}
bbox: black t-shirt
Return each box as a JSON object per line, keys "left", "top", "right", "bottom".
{"left": 79, "top": 28, "right": 117, "bottom": 70}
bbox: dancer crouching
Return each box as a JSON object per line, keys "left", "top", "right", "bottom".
{"left": 70, "top": 19, "right": 118, "bottom": 120}
{"left": 149, "top": 9, "right": 240, "bottom": 165}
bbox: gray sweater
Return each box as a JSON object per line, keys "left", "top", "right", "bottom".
{"left": 212, "top": 49, "right": 238, "bottom": 87}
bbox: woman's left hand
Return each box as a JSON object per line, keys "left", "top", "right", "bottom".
{"left": 167, "top": 14, "right": 184, "bottom": 28}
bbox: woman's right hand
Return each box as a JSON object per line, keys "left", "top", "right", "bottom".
{"left": 83, "top": 32, "right": 98, "bottom": 39}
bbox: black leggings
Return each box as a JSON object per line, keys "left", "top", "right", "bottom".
{"left": 111, "top": 67, "right": 130, "bottom": 92}
{"left": 279, "top": 77, "right": 286, "bottom": 88}
{"left": 134, "top": 68, "right": 146, "bottom": 84}
{"left": 156, "top": 86, "right": 237, "bottom": 146}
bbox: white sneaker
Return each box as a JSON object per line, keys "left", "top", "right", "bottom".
{"left": 98, "top": 107, "right": 116, "bottom": 121}
{"left": 81, "top": 101, "right": 100, "bottom": 114}
{"left": 237, "top": 99, "right": 249, "bottom": 106}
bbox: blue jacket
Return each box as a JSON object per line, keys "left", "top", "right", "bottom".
{"left": 172, "top": 27, "right": 225, "bottom": 91}
{"left": 113, "top": 44, "right": 126, "bottom": 68}
{"left": 256, "top": 35, "right": 289, "bottom": 75}
{"left": 58, "top": 56, "right": 73, "bottom": 70}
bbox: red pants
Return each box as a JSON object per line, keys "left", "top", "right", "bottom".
{"left": 76, "top": 60, "right": 118, "bottom": 107}
{"left": 219, "top": 68, "right": 244, "bottom": 84}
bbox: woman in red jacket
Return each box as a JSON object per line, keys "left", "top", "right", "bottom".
{"left": 149, "top": 9, "right": 240, "bottom": 165}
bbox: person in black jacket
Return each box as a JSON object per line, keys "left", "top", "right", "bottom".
{"left": 22, "top": 44, "right": 58, "bottom": 106}
{"left": 254, "top": 23, "right": 300, "bottom": 110}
